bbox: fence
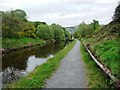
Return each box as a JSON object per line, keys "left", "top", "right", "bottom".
{"left": 83, "top": 44, "right": 120, "bottom": 88}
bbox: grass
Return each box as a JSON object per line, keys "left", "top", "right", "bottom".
{"left": 2, "top": 38, "right": 46, "bottom": 50}
{"left": 78, "top": 21, "right": 119, "bottom": 88}
{"left": 80, "top": 43, "right": 108, "bottom": 88}
{"left": 8, "top": 40, "right": 76, "bottom": 88}
{"left": 93, "top": 39, "right": 119, "bottom": 79}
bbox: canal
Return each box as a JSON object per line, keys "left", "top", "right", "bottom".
{"left": 2, "top": 41, "right": 69, "bottom": 87}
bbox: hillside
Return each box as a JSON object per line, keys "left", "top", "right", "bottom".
{"left": 81, "top": 21, "right": 120, "bottom": 80}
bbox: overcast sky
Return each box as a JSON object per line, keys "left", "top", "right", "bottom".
{"left": 0, "top": 0, "right": 119, "bottom": 27}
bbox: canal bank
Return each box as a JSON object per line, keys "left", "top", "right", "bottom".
{"left": 3, "top": 40, "right": 75, "bottom": 88}
{"left": 2, "top": 38, "right": 47, "bottom": 53}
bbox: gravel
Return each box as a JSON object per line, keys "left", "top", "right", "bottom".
{"left": 46, "top": 40, "right": 88, "bottom": 88}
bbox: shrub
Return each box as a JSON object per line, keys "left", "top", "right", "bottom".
{"left": 37, "top": 25, "right": 54, "bottom": 40}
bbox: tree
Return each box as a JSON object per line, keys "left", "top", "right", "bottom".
{"left": 74, "top": 21, "right": 99, "bottom": 39}
{"left": 2, "top": 10, "right": 26, "bottom": 38}
{"left": 113, "top": 2, "right": 120, "bottom": 21}
{"left": 73, "top": 30, "right": 81, "bottom": 39}
{"left": 51, "top": 24, "right": 65, "bottom": 41}
{"left": 64, "top": 29, "right": 71, "bottom": 40}
{"left": 92, "top": 20, "right": 99, "bottom": 30}
{"left": 34, "top": 21, "right": 46, "bottom": 28}
{"left": 22, "top": 22, "right": 37, "bottom": 38}
{"left": 37, "top": 25, "right": 54, "bottom": 40}
{"left": 11, "top": 9, "right": 27, "bottom": 20}
{"left": 2, "top": 9, "right": 38, "bottom": 38}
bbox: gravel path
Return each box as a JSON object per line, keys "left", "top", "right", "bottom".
{"left": 46, "top": 40, "right": 88, "bottom": 88}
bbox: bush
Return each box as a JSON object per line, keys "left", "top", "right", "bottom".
{"left": 64, "top": 29, "right": 71, "bottom": 40}
{"left": 74, "top": 20, "right": 100, "bottom": 39}
{"left": 51, "top": 24, "right": 65, "bottom": 41}
{"left": 37, "top": 25, "right": 54, "bottom": 40}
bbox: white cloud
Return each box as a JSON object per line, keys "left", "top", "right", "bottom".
{"left": 0, "top": 0, "right": 119, "bottom": 27}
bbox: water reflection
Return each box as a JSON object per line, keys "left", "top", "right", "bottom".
{"left": 2, "top": 41, "right": 69, "bottom": 86}
{"left": 2, "top": 67, "right": 23, "bottom": 86}
{"left": 26, "top": 55, "right": 54, "bottom": 73}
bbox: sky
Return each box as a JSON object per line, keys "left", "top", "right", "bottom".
{"left": 0, "top": 0, "right": 119, "bottom": 27}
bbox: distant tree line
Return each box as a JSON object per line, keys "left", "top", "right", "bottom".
{"left": 1, "top": 9, "right": 71, "bottom": 41}
{"left": 74, "top": 2, "right": 120, "bottom": 39}
{"left": 73, "top": 20, "right": 100, "bottom": 39}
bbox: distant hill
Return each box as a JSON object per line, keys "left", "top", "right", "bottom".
{"left": 65, "top": 26, "right": 77, "bottom": 34}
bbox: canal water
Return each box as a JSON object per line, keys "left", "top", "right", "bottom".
{"left": 2, "top": 41, "right": 69, "bottom": 87}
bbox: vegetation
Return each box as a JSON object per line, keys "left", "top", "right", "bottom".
{"left": 73, "top": 20, "right": 100, "bottom": 39}
{"left": 37, "top": 25, "right": 54, "bottom": 40}
{"left": 80, "top": 21, "right": 120, "bottom": 79}
{"left": 63, "top": 28, "right": 71, "bottom": 40}
{"left": 2, "top": 9, "right": 72, "bottom": 50}
{"left": 80, "top": 43, "right": 107, "bottom": 88}
{"left": 113, "top": 2, "right": 120, "bottom": 21}
{"left": 74, "top": 3, "right": 120, "bottom": 87}
{"left": 94, "top": 40, "right": 119, "bottom": 76}
{"left": 2, "top": 38, "right": 45, "bottom": 50}
{"left": 2, "top": 1, "right": 119, "bottom": 88}
{"left": 8, "top": 40, "right": 76, "bottom": 88}
{"left": 51, "top": 24, "right": 66, "bottom": 41}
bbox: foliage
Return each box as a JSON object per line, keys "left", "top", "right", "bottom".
{"left": 80, "top": 43, "right": 107, "bottom": 88}
{"left": 113, "top": 2, "right": 120, "bottom": 21}
{"left": 51, "top": 24, "right": 65, "bottom": 41}
{"left": 2, "top": 38, "right": 46, "bottom": 50}
{"left": 80, "top": 19, "right": 120, "bottom": 87}
{"left": 79, "top": 4, "right": 120, "bottom": 86}
{"left": 34, "top": 21, "right": 46, "bottom": 28}
{"left": 8, "top": 40, "right": 76, "bottom": 88}
{"left": 2, "top": 9, "right": 37, "bottom": 38}
{"left": 64, "top": 28, "right": 71, "bottom": 40}
{"left": 2, "top": 10, "right": 25, "bottom": 38}
{"left": 73, "top": 30, "right": 81, "bottom": 39}
{"left": 73, "top": 20, "right": 100, "bottom": 39}
{"left": 37, "top": 25, "right": 54, "bottom": 40}
{"left": 11, "top": 9, "right": 27, "bottom": 20}
{"left": 94, "top": 40, "right": 119, "bottom": 78}
{"left": 23, "top": 22, "right": 37, "bottom": 38}
{"left": 2, "top": 9, "right": 71, "bottom": 41}
{"left": 92, "top": 20, "right": 100, "bottom": 30}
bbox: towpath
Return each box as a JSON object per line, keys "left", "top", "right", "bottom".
{"left": 46, "top": 40, "right": 87, "bottom": 88}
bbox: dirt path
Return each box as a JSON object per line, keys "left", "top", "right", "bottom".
{"left": 46, "top": 40, "right": 88, "bottom": 88}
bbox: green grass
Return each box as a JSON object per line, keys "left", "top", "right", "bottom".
{"left": 80, "top": 43, "right": 108, "bottom": 88}
{"left": 8, "top": 40, "right": 76, "bottom": 88}
{"left": 78, "top": 21, "right": 119, "bottom": 88}
{"left": 93, "top": 39, "right": 119, "bottom": 79}
{"left": 2, "top": 38, "right": 46, "bottom": 50}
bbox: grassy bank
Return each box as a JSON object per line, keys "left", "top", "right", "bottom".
{"left": 8, "top": 40, "right": 76, "bottom": 88}
{"left": 80, "top": 43, "right": 108, "bottom": 88}
{"left": 80, "top": 21, "right": 119, "bottom": 81}
{"left": 93, "top": 39, "right": 119, "bottom": 78}
{"left": 2, "top": 38, "right": 46, "bottom": 51}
